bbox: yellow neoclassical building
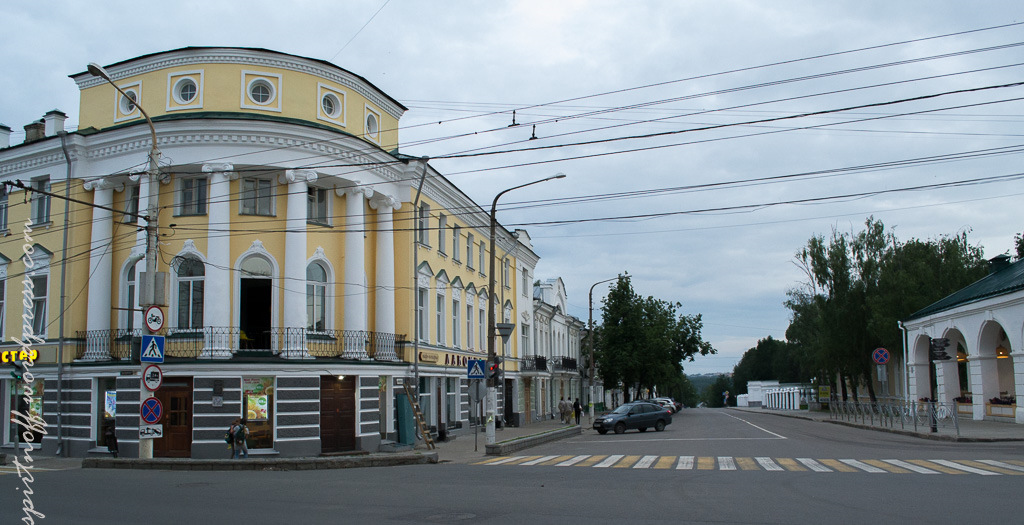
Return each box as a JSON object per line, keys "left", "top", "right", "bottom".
{"left": 0, "top": 47, "right": 539, "bottom": 458}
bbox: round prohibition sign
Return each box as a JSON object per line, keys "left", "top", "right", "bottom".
{"left": 140, "top": 397, "right": 163, "bottom": 424}
{"left": 872, "top": 347, "right": 890, "bottom": 365}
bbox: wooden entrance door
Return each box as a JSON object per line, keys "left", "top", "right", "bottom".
{"left": 320, "top": 375, "right": 356, "bottom": 453}
{"left": 153, "top": 378, "right": 192, "bottom": 458}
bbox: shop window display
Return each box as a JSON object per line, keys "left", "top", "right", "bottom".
{"left": 8, "top": 381, "right": 44, "bottom": 445}
{"left": 242, "top": 377, "right": 275, "bottom": 449}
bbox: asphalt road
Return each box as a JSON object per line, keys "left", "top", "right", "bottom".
{"left": 4, "top": 409, "right": 1022, "bottom": 524}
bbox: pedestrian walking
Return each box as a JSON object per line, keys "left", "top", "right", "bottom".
{"left": 227, "top": 418, "right": 240, "bottom": 458}
{"left": 573, "top": 398, "right": 582, "bottom": 425}
{"left": 558, "top": 397, "right": 568, "bottom": 424}
{"left": 234, "top": 419, "right": 250, "bottom": 459}
{"left": 105, "top": 426, "right": 118, "bottom": 458}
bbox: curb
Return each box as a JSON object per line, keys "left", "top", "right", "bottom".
{"left": 82, "top": 451, "right": 438, "bottom": 471}
{"left": 728, "top": 408, "right": 1024, "bottom": 443}
{"left": 485, "top": 425, "right": 581, "bottom": 456}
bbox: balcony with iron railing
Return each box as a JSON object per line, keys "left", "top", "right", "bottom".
{"left": 552, "top": 356, "right": 578, "bottom": 372}
{"left": 76, "top": 327, "right": 406, "bottom": 362}
{"left": 520, "top": 355, "right": 548, "bottom": 372}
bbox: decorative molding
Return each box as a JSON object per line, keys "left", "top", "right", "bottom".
{"left": 369, "top": 193, "right": 401, "bottom": 211}
{"left": 282, "top": 169, "right": 318, "bottom": 184}
{"left": 82, "top": 178, "right": 124, "bottom": 192}
{"left": 73, "top": 49, "right": 405, "bottom": 118}
{"left": 202, "top": 162, "right": 235, "bottom": 178}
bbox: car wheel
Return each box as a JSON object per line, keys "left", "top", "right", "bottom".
{"left": 614, "top": 422, "right": 626, "bottom": 434}
{"left": 638, "top": 427, "right": 647, "bottom": 432}
{"left": 655, "top": 420, "right": 666, "bottom": 432}
{"left": 597, "top": 428, "right": 607, "bottom": 435}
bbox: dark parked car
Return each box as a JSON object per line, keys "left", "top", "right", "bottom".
{"left": 593, "top": 401, "right": 672, "bottom": 434}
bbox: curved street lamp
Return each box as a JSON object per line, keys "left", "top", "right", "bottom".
{"left": 486, "top": 173, "right": 565, "bottom": 444}
{"left": 587, "top": 274, "right": 625, "bottom": 423}
{"left": 88, "top": 62, "right": 162, "bottom": 459}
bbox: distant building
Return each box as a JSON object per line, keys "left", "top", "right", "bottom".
{"left": 525, "top": 278, "right": 586, "bottom": 420}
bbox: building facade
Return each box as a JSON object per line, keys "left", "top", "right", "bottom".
{"left": 902, "top": 255, "right": 1023, "bottom": 424}
{"left": 523, "top": 278, "right": 585, "bottom": 420}
{"left": 0, "top": 47, "right": 539, "bottom": 458}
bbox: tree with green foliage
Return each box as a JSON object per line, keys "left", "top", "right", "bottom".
{"left": 785, "top": 217, "right": 987, "bottom": 402}
{"left": 702, "top": 375, "right": 734, "bottom": 407}
{"left": 732, "top": 336, "right": 807, "bottom": 395}
{"left": 1015, "top": 231, "right": 1024, "bottom": 259}
{"left": 596, "top": 275, "right": 715, "bottom": 401}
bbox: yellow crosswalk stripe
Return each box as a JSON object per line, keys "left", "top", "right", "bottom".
{"left": 653, "top": 456, "right": 676, "bottom": 469}
{"left": 1005, "top": 459, "right": 1024, "bottom": 468}
{"left": 954, "top": 460, "right": 1022, "bottom": 475}
{"left": 862, "top": 460, "right": 909, "bottom": 473}
{"left": 574, "top": 455, "right": 608, "bottom": 467}
{"left": 818, "top": 459, "right": 859, "bottom": 472}
{"left": 613, "top": 455, "right": 642, "bottom": 468}
{"left": 696, "top": 456, "right": 716, "bottom": 470}
{"left": 538, "top": 455, "right": 575, "bottom": 466}
{"left": 776, "top": 458, "right": 807, "bottom": 472}
{"left": 735, "top": 457, "right": 759, "bottom": 470}
{"left": 905, "top": 460, "right": 966, "bottom": 474}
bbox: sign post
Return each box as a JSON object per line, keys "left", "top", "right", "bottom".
{"left": 872, "top": 347, "right": 890, "bottom": 397}
{"left": 139, "top": 307, "right": 165, "bottom": 457}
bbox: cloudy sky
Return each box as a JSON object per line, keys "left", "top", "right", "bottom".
{"left": 3, "top": 1, "right": 1023, "bottom": 374}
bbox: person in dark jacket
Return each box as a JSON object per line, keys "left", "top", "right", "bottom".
{"left": 573, "top": 398, "right": 583, "bottom": 425}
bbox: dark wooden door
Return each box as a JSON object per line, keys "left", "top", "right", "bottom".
{"left": 320, "top": 376, "right": 356, "bottom": 453}
{"left": 153, "top": 378, "right": 192, "bottom": 458}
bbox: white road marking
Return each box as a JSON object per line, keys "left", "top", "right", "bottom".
{"left": 840, "top": 459, "right": 885, "bottom": 473}
{"left": 756, "top": 457, "right": 783, "bottom": 471}
{"left": 930, "top": 459, "right": 1000, "bottom": 475}
{"left": 676, "top": 456, "right": 695, "bottom": 470}
{"left": 484, "top": 457, "right": 520, "bottom": 465}
{"left": 718, "top": 457, "right": 736, "bottom": 470}
{"left": 521, "top": 455, "right": 560, "bottom": 466}
{"left": 882, "top": 459, "right": 938, "bottom": 474}
{"left": 594, "top": 455, "right": 624, "bottom": 468}
{"left": 797, "top": 458, "right": 832, "bottom": 472}
{"left": 633, "top": 455, "right": 659, "bottom": 469}
{"left": 556, "top": 455, "right": 591, "bottom": 467}
{"left": 719, "top": 412, "right": 788, "bottom": 439}
{"left": 977, "top": 460, "right": 1024, "bottom": 473}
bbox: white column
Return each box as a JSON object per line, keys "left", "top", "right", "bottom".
{"left": 935, "top": 360, "right": 959, "bottom": 405}
{"left": 82, "top": 179, "right": 117, "bottom": 360}
{"left": 369, "top": 194, "right": 400, "bottom": 361}
{"left": 1012, "top": 352, "right": 1024, "bottom": 424}
{"left": 341, "top": 185, "right": 373, "bottom": 359}
{"left": 202, "top": 163, "right": 234, "bottom": 358}
{"left": 281, "top": 169, "right": 317, "bottom": 359}
{"left": 971, "top": 355, "right": 999, "bottom": 421}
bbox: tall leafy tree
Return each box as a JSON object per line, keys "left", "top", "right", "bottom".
{"left": 597, "top": 275, "right": 715, "bottom": 400}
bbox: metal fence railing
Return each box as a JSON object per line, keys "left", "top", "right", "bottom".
{"left": 828, "top": 396, "right": 960, "bottom": 437}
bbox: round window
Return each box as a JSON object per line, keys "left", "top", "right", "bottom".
{"left": 365, "top": 113, "right": 378, "bottom": 138}
{"left": 248, "top": 78, "right": 275, "bottom": 105}
{"left": 322, "top": 93, "right": 341, "bottom": 119}
{"left": 119, "top": 89, "right": 138, "bottom": 115}
{"left": 174, "top": 78, "right": 198, "bottom": 104}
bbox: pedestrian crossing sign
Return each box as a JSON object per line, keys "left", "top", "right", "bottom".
{"left": 467, "top": 359, "right": 485, "bottom": 379}
{"left": 141, "top": 335, "right": 165, "bottom": 363}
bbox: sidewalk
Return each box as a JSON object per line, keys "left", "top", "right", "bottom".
{"left": 729, "top": 406, "right": 1024, "bottom": 442}
{"left": 432, "top": 418, "right": 580, "bottom": 463}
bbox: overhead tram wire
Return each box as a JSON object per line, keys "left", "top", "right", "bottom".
{"left": 395, "top": 21, "right": 1024, "bottom": 132}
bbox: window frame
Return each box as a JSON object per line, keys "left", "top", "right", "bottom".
{"left": 176, "top": 176, "right": 208, "bottom": 216}
{"left": 174, "top": 256, "right": 205, "bottom": 331}
{"left": 306, "top": 262, "right": 328, "bottom": 332}
{"left": 307, "top": 186, "right": 330, "bottom": 226}
{"left": 438, "top": 214, "right": 447, "bottom": 255}
{"left": 240, "top": 177, "right": 275, "bottom": 217}
{"left": 30, "top": 176, "right": 51, "bottom": 226}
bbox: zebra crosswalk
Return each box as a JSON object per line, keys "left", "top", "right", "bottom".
{"left": 472, "top": 455, "right": 1024, "bottom": 475}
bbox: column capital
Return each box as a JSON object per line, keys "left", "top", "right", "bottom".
{"left": 202, "top": 162, "right": 235, "bottom": 176}
{"left": 337, "top": 181, "right": 374, "bottom": 199}
{"left": 83, "top": 178, "right": 122, "bottom": 192}
{"left": 369, "top": 193, "right": 401, "bottom": 211}
{"left": 282, "top": 169, "right": 317, "bottom": 184}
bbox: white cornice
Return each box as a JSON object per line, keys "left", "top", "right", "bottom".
{"left": 74, "top": 48, "right": 405, "bottom": 119}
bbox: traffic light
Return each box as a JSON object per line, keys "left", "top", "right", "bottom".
{"left": 10, "top": 360, "right": 25, "bottom": 381}
{"left": 488, "top": 357, "right": 502, "bottom": 381}
{"left": 929, "top": 337, "right": 952, "bottom": 361}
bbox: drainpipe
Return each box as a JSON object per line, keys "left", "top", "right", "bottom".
{"left": 899, "top": 321, "right": 908, "bottom": 404}
{"left": 55, "top": 131, "right": 73, "bottom": 456}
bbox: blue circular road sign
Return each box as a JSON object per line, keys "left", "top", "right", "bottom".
{"left": 140, "top": 397, "right": 163, "bottom": 424}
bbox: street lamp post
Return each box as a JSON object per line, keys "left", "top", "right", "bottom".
{"left": 486, "top": 173, "right": 565, "bottom": 445}
{"left": 587, "top": 275, "right": 622, "bottom": 424}
{"left": 88, "top": 62, "right": 161, "bottom": 459}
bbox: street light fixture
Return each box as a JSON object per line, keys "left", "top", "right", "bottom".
{"left": 486, "top": 173, "right": 565, "bottom": 445}
{"left": 587, "top": 275, "right": 624, "bottom": 423}
{"left": 88, "top": 62, "right": 162, "bottom": 459}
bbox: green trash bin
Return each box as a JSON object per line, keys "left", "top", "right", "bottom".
{"left": 396, "top": 393, "right": 415, "bottom": 445}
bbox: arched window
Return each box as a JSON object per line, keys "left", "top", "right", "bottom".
{"left": 176, "top": 257, "right": 205, "bottom": 330}
{"left": 306, "top": 262, "right": 327, "bottom": 331}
